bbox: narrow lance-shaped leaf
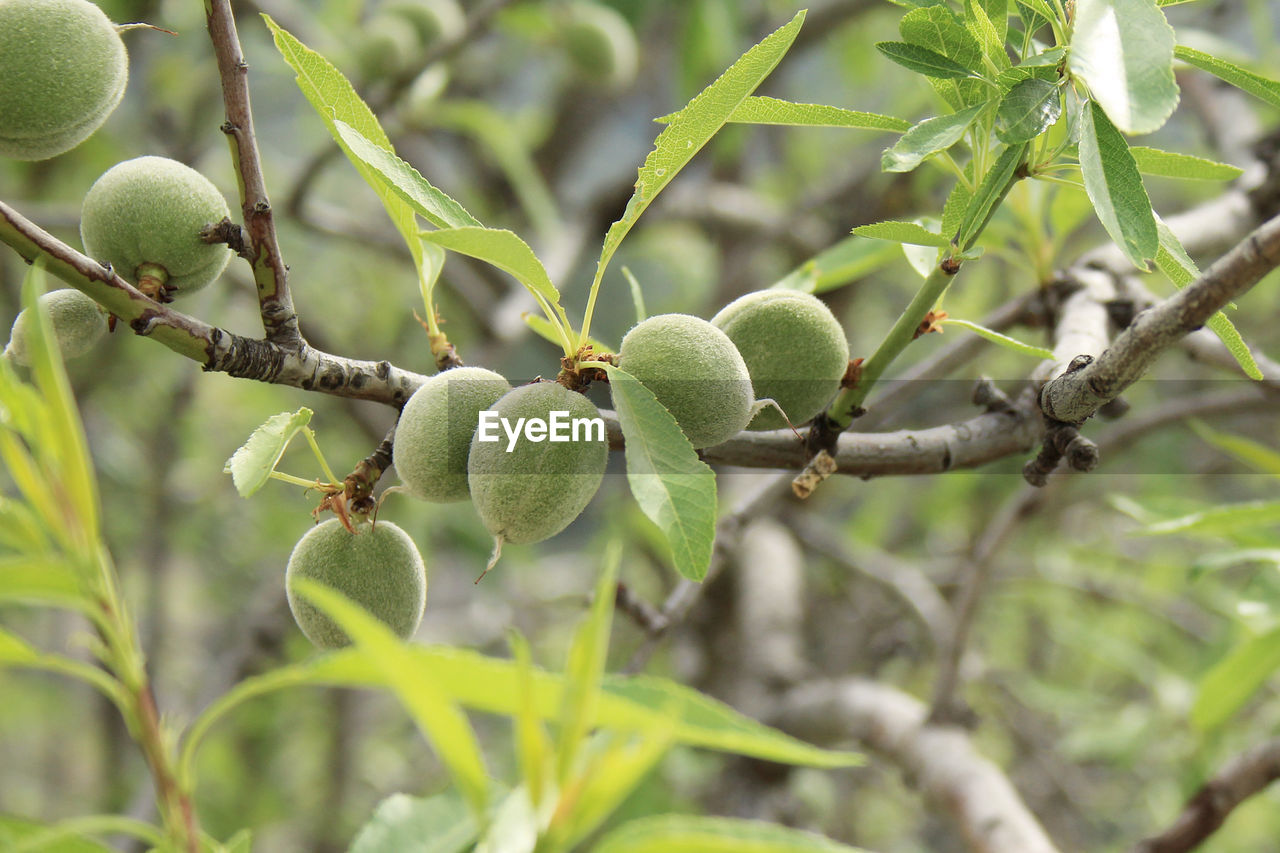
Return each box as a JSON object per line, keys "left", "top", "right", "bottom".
{"left": 876, "top": 41, "right": 978, "bottom": 79}
{"left": 956, "top": 141, "right": 1029, "bottom": 250}
{"left": 941, "top": 318, "right": 1056, "bottom": 359}
{"left": 1078, "top": 101, "right": 1157, "bottom": 269}
{"left": 882, "top": 102, "right": 986, "bottom": 173}
{"left": 295, "top": 581, "right": 491, "bottom": 818}
{"left": 852, "top": 221, "right": 950, "bottom": 248}
{"left": 16, "top": 263, "right": 101, "bottom": 555}
{"left": 333, "top": 121, "right": 480, "bottom": 230}
{"left": 1187, "top": 420, "right": 1280, "bottom": 478}
{"left": 1175, "top": 45, "right": 1280, "bottom": 110}
{"left": 586, "top": 11, "right": 806, "bottom": 345}
{"left": 419, "top": 227, "right": 560, "bottom": 314}
{"left": 223, "top": 409, "right": 314, "bottom": 498}
{"left": 714, "top": 96, "right": 910, "bottom": 131}
{"left": 599, "top": 364, "right": 717, "bottom": 582}
{"left": 180, "top": 644, "right": 862, "bottom": 778}
{"left": 263, "top": 17, "right": 422, "bottom": 256}
{"left": 1130, "top": 146, "right": 1243, "bottom": 181}
{"left": 1192, "top": 625, "right": 1280, "bottom": 730}
{"left": 593, "top": 815, "right": 870, "bottom": 853}
{"left": 1154, "top": 219, "right": 1262, "bottom": 379}
{"left": 557, "top": 545, "right": 621, "bottom": 781}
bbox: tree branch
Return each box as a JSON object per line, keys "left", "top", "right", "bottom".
{"left": 1133, "top": 738, "right": 1280, "bottom": 853}
{"left": 205, "top": 0, "right": 298, "bottom": 345}
{"left": 0, "top": 199, "right": 424, "bottom": 406}
{"left": 778, "top": 678, "right": 1061, "bottom": 853}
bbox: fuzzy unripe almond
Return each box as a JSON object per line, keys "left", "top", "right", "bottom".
{"left": 467, "top": 382, "right": 607, "bottom": 546}
{"left": 0, "top": 0, "right": 128, "bottom": 161}
{"left": 560, "top": 1, "right": 638, "bottom": 90}
{"left": 80, "top": 156, "right": 232, "bottom": 300}
{"left": 4, "top": 289, "right": 108, "bottom": 367}
{"left": 616, "top": 313, "right": 753, "bottom": 449}
{"left": 711, "top": 290, "right": 850, "bottom": 430}
{"left": 394, "top": 366, "right": 512, "bottom": 503}
{"left": 285, "top": 518, "right": 427, "bottom": 650}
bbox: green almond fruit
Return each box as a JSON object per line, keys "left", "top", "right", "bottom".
{"left": 4, "top": 289, "right": 108, "bottom": 367}
{"left": 616, "top": 313, "right": 753, "bottom": 448}
{"left": 467, "top": 382, "right": 608, "bottom": 546}
{"left": 0, "top": 0, "right": 128, "bottom": 161}
{"left": 712, "top": 290, "right": 849, "bottom": 430}
{"left": 394, "top": 366, "right": 512, "bottom": 503}
{"left": 285, "top": 518, "right": 427, "bottom": 650}
{"left": 80, "top": 156, "right": 232, "bottom": 300}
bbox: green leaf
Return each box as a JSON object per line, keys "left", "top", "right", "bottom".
{"left": 1137, "top": 500, "right": 1280, "bottom": 537}
{"left": 941, "top": 318, "right": 1056, "bottom": 358}
{"left": 979, "top": 0, "right": 1009, "bottom": 45}
{"left": 590, "top": 11, "right": 805, "bottom": 341}
{"left": 222, "top": 409, "right": 314, "bottom": 498}
{"left": 8, "top": 264, "right": 101, "bottom": 556}
{"left": 0, "top": 816, "right": 116, "bottom": 853}
{"left": 551, "top": 730, "right": 674, "bottom": 850}
{"left": 882, "top": 103, "right": 986, "bottom": 173}
{"left": 182, "top": 645, "right": 860, "bottom": 780}
{"left": 1193, "top": 549, "right": 1280, "bottom": 574}
{"left": 294, "top": 581, "right": 491, "bottom": 818}
{"left": 965, "top": 0, "right": 1010, "bottom": 70}
{"left": 522, "top": 314, "right": 610, "bottom": 355}
{"left": 1192, "top": 625, "right": 1280, "bottom": 730}
{"left": 349, "top": 792, "right": 478, "bottom": 853}
{"left": 508, "top": 631, "right": 552, "bottom": 807}
{"left": 1020, "top": 46, "right": 1067, "bottom": 68}
{"left": 773, "top": 237, "right": 902, "bottom": 295}
{"left": 593, "top": 815, "right": 869, "bottom": 853}
{"left": 1187, "top": 421, "right": 1280, "bottom": 478}
{"left": 900, "top": 5, "right": 990, "bottom": 108}
{"left": 0, "top": 625, "right": 127, "bottom": 709}
{"left": 876, "top": 41, "right": 978, "bottom": 79}
{"left": 941, "top": 177, "right": 973, "bottom": 242}
{"left": 720, "top": 96, "right": 910, "bottom": 131}
{"left": 557, "top": 546, "right": 620, "bottom": 781}
{"left": 1078, "top": 101, "right": 1157, "bottom": 269}
{"left": 0, "top": 556, "right": 84, "bottom": 608}
{"left": 852, "top": 221, "right": 950, "bottom": 248}
{"left": 995, "top": 78, "right": 1061, "bottom": 143}
{"left": 419, "top": 227, "right": 560, "bottom": 311}
{"left": 332, "top": 121, "right": 481, "bottom": 230}
{"left": 1130, "top": 146, "right": 1243, "bottom": 181}
{"left": 1154, "top": 220, "right": 1262, "bottom": 379}
{"left": 1015, "top": 0, "right": 1059, "bottom": 31}
{"left": 956, "top": 142, "right": 1028, "bottom": 249}
{"left": 1175, "top": 45, "right": 1280, "bottom": 110}
{"left": 1068, "top": 0, "right": 1179, "bottom": 134}
{"left": 263, "top": 17, "right": 422, "bottom": 260}
{"left": 599, "top": 364, "right": 717, "bottom": 582}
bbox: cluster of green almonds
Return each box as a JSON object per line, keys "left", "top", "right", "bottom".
{"left": 353, "top": 0, "right": 463, "bottom": 84}
{"left": 388, "top": 289, "right": 848, "bottom": 560}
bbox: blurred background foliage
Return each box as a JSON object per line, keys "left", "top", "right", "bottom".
{"left": 1, "top": 0, "right": 1278, "bottom": 850}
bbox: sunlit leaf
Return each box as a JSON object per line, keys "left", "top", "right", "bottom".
{"left": 593, "top": 815, "right": 869, "bottom": 853}
{"left": 1069, "top": 0, "right": 1179, "bottom": 134}
{"left": 1192, "top": 625, "right": 1280, "bottom": 730}
{"left": 852, "top": 221, "right": 950, "bottom": 248}
{"left": 941, "top": 318, "right": 1056, "bottom": 359}
{"left": 222, "top": 409, "right": 314, "bottom": 498}
{"left": 1175, "top": 45, "right": 1280, "bottom": 110}
{"left": 333, "top": 121, "right": 480, "bottom": 230}
{"left": 1130, "top": 147, "right": 1243, "bottom": 181}
{"left": 349, "top": 792, "right": 478, "bottom": 853}
{"left": 295, "top": 581, "right": 491, "bottom": 817}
